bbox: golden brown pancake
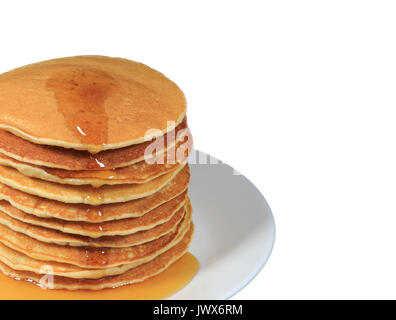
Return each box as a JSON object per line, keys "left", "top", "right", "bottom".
{"left": 0, "top": 202, "right": 192, "bottom": 269}
{"left": 0, "top": 163, "right": 186, "bottom": 205}
{"left": 0, "top": 56, "right": 186, "bottom": 153}
{"left": 0, "top": 191, "right": 187, "bottom": 238}
{"left": 0, "top": 142, "right": 189, "bottom": 187}
{"left": 0, "top": 118, "right": 189, "bottom": 170}
{"left": 0, "top": 223, "right": 193, "bottom": 288}
{"left": 0, "top": 205, "right": 184, "bottom": 247}
{"left": 0, "top": 165, "right": 190, "bottom": 222}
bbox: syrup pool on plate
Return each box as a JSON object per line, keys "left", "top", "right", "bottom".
{"left": 0, "top": 253, "right": 199, "bottom": 300}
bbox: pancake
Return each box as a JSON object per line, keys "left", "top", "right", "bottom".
{"left": 0, "top": 55, "right": 186, "bottom": 153}
{"left": 0, "top": 162, "right": 186, "bottom": 205}
{"left": 0, "top": 223, "right": 194, "bottom": 288}
{"left": 0, "top": 201, "right": 192, "bottom": 269}
{"left": 0, "top": 141, "right": 189, "bottom": 187}
{"left": 0, "top": 165, "right": 190, "bottom": 222}
{"left": 0, "top": 204, "right": 185, "bottom": 247}
{"left": 0, "top": 191, "right": 187, "bottom": 238}
{"left": 0, "top": 118, "right": 189, "bottom": 170}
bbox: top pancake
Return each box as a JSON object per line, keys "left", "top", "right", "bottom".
{"left": 0, "top": 56, "right": 186, "bottom": 153}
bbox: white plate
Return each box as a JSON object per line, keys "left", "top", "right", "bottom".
{"left": 170, "top": 150, "right": 275, "bottom": 300}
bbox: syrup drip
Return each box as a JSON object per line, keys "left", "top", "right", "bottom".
{"left": 84, "top": 188, "right": 105, "bottom": 206}
{"left": 46, "top": 68, "right": 118, "bottom": 153}
{"left": 85, "top": 207, "right": 104, "bottom": 222}
{"left": 0, "top": 253, "right": 199, "bottom": 300}
{"left": 42, "top": 166, "right": 117, "bottom": 187}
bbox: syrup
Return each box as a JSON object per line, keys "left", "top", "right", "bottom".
{"left": 85, "top": 207, "right": 104, "bottom": 222}
{"left": 46, "top": 68, "right": 117, "bottom": 154}
{"left": 84, "top": 189, "right": 105, "bottom": 206}
{"left": 0, "top": 253, "right": 198, "bottom": 300}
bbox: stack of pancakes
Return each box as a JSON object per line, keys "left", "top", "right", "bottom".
{"left": 0, "top": 56, "right": 194, "bottom": 290}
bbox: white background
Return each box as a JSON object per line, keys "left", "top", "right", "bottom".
{"left": 0, "top": 0, "right": 396, "bottom": 299}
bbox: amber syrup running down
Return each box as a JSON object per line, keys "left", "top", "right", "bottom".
{"left": 0, "top": 253, "right": 199, "bottom": 300}
{"left": 46, "top": 68, "right": 117, "bottom": 154}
